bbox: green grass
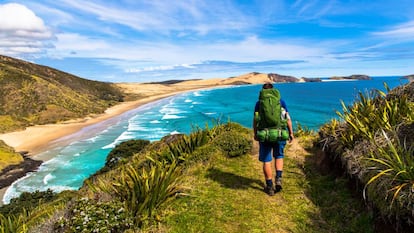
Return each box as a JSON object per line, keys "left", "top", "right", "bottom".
{"left": 161, "top": 136, "right": 374, "bottom": 233}
{"left": 0, "top": 140, "right": 23, "bottom": 171}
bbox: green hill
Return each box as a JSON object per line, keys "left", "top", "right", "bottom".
{"left": 0, "top": 55, "right": 124, "bottom": 133}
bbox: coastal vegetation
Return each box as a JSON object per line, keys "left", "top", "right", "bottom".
{"left": 318, "top": 81, "right": 414, "bottom": 230}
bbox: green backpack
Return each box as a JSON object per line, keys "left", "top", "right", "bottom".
{"left": 256, "top": 88, "right": 289, "bottom": 142}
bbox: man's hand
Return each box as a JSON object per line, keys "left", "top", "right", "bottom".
{"left": 289, "top": 133, "right": 295, "bottom": 143}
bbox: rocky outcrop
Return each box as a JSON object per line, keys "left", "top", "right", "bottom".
{"left": 268, "top": 73, "right": 299, "bottom": 83}
{"left": 298, "top": 77, "right": 322, "bottom": 82}
{"left": 0, "top": 152, "right": 42, "bottom": 189}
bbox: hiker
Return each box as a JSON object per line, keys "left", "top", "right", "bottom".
{"left": 253, "top": 82, "right": 294, "bottom": 196}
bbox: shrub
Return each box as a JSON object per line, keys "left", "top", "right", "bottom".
{"left": 104, "top": 139, "right": 150, "bottom": 169}
{"left": 0, "top": 115, "right": 26, "bottom": 133}
{"left": 0, "top": 189, "right": 57, "bottom": 216}
{"left": 55, "top": 198, "right": 133, "bottom": 232}
{"left": 213, "top": 130, "right": 252, "bottom": 157}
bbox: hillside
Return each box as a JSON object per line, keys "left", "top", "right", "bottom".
{"left": 0, "top": 55, "right": 124, "bottom": 133}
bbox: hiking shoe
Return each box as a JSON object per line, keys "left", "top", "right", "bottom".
{"left": 275, "top": 178, "right": 282, "bottom": 192}
{"left": 264, "top": 185, "right": 275, "bottom": 196}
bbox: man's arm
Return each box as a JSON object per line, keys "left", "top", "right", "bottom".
{"left": 286, "top": 112, "right": 294, "bottom": 142}
{"left": 253, "top": 112, "right": 258, "bottom": 141}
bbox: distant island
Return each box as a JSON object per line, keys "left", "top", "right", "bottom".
{"left": 328, "top": 74, "right": 371, "bottom": 80}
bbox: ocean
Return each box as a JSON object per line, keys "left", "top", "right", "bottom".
{"left": 2, "top": 76, "right": 409, "bottom": 203}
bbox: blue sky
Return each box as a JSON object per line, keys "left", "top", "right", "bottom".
{"left": 0, "top": 0, "right": 413, "bottom": 82}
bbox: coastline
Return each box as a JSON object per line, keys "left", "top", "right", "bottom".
{"left": 0, "top": 82, "right": 220, "bottom": 204}
{"left": 0, "top": 83, "right": 218, "bottom": 155}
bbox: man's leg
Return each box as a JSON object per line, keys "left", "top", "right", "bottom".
{"left": 275, "top": 158, "right": 283, "bottom": 174}
{"left": 263, "top": 161, "right": 273, "bottom": 180}
{"left": 274, "top": 141, "right": 286, "bottom": 192}
{"left": 259, "top": 143, "right": 274, "bottom": 196}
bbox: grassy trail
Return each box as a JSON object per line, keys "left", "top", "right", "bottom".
{"left": 161, "top": 137, "right": 374, "bottom": 233}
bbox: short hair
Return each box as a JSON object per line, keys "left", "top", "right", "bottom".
{"left": 262, "top": 82, "right": 273, "bottom": 89}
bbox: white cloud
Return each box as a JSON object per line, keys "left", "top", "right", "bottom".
{"left": 0, "top": 3, "right": 46, "bottom": 32}
{"left": 57, "top": 0, "right": 251, "bottom": 34}
{"left": 55, "top": 33, "right": 109, "bottom": 51}
{"left": 374, "top": 21, "right": 414, "bottom": 39}
{"left": 193, "top": 36, "right": 326, "bottom": 62}
{"left": 0, "top": 3, "right": 54, "bottom": 56}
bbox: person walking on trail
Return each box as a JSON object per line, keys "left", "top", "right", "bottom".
{"left": 253, "top": 82, "right": 294, "bottom": 196}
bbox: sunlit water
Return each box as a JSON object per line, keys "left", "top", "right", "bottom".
{"left": 3, "top": 76, "right": 408, "bottom": 203}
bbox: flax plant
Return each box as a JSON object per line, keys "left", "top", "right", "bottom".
{"left": 335, "top": 87, "right": 414, "bottom": 149}
{"left": 0, "top": 212, "right": 28, "bottom": 233}
{"left": 294, "top": 122, "right": 315, "bottom": 137}
{"left": 166, "top": 129, "right": 209, "bottom": 163}
{"left": 99, "top": 158, "right": 184, "bottom": 225}
{"left": 0, "top": 198, "right": 65, "bottom": 233}
{"left": 364, "top": 130, "right": 414, "bottom": 217}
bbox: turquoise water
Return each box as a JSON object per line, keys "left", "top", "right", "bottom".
{"left": 3, "top": 76, "right": 408, "bottom": 203}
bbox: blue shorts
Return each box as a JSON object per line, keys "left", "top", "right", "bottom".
{"left": 259, "top": 141, "right": 287, "bottom": 162}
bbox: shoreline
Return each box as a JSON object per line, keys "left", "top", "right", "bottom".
{"left": 0, "top": 83, "right": 217, "bottom": 155}
{"left": 0, "top": 82, "right": 220, "bottom": 204}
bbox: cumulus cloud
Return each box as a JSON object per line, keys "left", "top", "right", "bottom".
{"left": 0, "top": 3, "right": 54, "bottom": 56}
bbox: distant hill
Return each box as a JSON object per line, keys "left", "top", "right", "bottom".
{"left": 172, "top": 72, "right": 303, "bottom": 86}
{"left": 0, "top": 55, "right": 124, "bottom": 133}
